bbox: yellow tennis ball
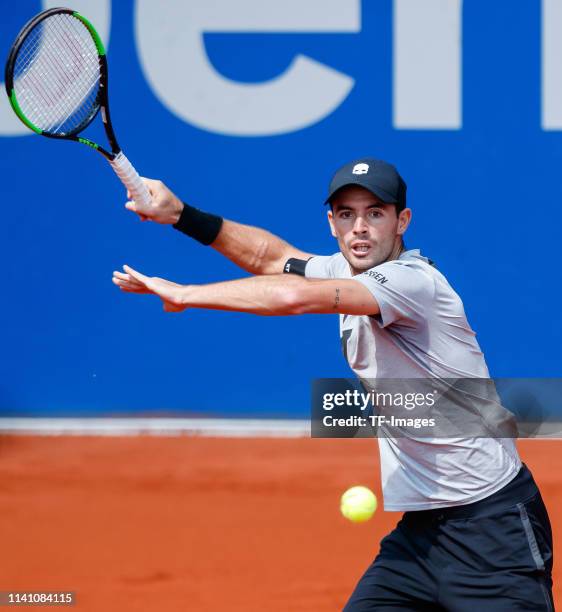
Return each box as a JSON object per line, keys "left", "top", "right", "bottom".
{"left": 340, "top": 486, "right": 377, "bottom": 523}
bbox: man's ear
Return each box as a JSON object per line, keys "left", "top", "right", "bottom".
{"left": 397, "top": 208, "right": 412, "bottom": 236}
{"left": 327, "top": 209, "right": 338, "bottom": 238}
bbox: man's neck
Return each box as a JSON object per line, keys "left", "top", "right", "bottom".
{"left": 387, "top": 239, "right": 405, "bottom": 262}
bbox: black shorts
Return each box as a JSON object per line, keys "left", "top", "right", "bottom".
{"left": 344, "top": 464, "right": 554, "bottom": 611}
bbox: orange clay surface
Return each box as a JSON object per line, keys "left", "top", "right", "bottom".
{"left": 0, "top": 436, "right": 559, "bottom": 611}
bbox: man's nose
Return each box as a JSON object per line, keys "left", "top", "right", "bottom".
{"left": 353, "top": 216, "right": 368, "bottom": 233}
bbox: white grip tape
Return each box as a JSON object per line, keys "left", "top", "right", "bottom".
{"left": 109, "top": 151, "right": 151, "bottom": 209}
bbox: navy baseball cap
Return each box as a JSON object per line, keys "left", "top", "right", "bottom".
{"left": 326, "top": 157, "right": 407, "bottom": 210}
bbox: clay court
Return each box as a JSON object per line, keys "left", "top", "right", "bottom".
{"left": 0, "top": 435, "right": 559, "bottom": 611}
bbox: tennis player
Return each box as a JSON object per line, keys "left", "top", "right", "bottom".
{"left": 114, "top": 158, "right": 554, "bottom": 610}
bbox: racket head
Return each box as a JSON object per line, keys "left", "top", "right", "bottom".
{"left": 5, "top": 8, "right": 106, "bottom": 138}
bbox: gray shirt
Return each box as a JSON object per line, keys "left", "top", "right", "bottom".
{"left": 306, "top": 249, "right": 521, "bottom": 511}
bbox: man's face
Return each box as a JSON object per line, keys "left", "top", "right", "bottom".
{"left": 328, "top": 186, "right": 411, "bottom": 274}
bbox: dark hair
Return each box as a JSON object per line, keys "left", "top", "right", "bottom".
{"left": 395, "top": 176, "right": 407, "bottom": 214}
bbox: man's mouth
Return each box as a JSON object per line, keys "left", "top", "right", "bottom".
{"left": 350, "top": 243, "right": 371, "bottom": 257}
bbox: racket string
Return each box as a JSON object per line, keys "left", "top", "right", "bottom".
{"left": 16, "top": 49, "right": 98, "bottom": 133}
{"left": 52, "top": 15, "right": 102, "bottom": 130}
{"left": 33, "top": 21, "right": 88, "bottom": 106}
{"left": 49, "top": 20, "right": 101, "bottom": 131}
{"left": 17, "top": 30, "right": 81, "bottom": 122}
{"left": 16, "top": 25, "right": 66, "bottom": 118}
{"left": 36, "top": 15, "right": 100, "bottom": 133}
{"left": 15, "top": 28, "right": 63, "bottom": 113}
{"left": 36, "top": 32, "right": 99, "bottom": 133}
{"left": 13, "top": 13, "right": 101, "bottom": 135}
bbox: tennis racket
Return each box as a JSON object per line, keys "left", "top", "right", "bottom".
{"left": 4, "top": 7, "right": 151, "bottom": 211}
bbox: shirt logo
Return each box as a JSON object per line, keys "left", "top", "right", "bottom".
{"left": 362, "top": 269, "right": 388, "bottom": 284}
{"left": 352, "top": 163, "right": 369, "bottom": 175}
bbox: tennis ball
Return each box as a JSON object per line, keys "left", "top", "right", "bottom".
{"left": 340, "top": 486, "right": 377, "bottom": 523}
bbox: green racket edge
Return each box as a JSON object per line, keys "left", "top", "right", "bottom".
{"left": 9, "top": 90, "right": 42, "bottom": 134}
{"left": 72, "top": 12, "right": 105, "bottom": 56}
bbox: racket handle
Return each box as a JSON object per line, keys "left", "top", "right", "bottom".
{"left": 109, "top": 151, "right": 152, "bottom": 209}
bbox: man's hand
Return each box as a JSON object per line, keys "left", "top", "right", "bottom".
{"left": 112, "top": 265, "right": 189, "bottom": 312}
{"left": 113, "top": 266, "right": 380, "bottom": 316}
{"left": 125, "top": 179, "right": 184, "bottom": 225}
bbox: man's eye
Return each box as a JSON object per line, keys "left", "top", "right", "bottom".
{"left": 340, "top": 211, "right": 352, "bottom": 219}
{"left": 369, "top": 210, "right": 382, "bottom": 218}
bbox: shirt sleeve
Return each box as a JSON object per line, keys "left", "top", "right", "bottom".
{"left": 304, "top": 254, "right": 342, "bottom": 279}
{"left": 353, "top": 261, "right": 435, "bottom": 328}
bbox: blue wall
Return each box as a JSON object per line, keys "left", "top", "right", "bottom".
{"left": 1, "top": 1, "right": 561, "bottom": 417}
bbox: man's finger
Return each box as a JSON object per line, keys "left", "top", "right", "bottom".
{"left": 113, "top": 278, "right": 145, "bottom": 290}
{"left": 140, "top": 177, "right": 153, "bottom": 193}
{"left": 113, "top": 269, "right": 145, "bottom": 285}
{"left": 120, "top": 286, "right": 152, "bottom": 294}
{"left": 112, "top": 277, "right": 152, "bottom": 294}
{"left": 123, "top": 265, "right": 151, "bottom": 286}
{"left": 112, "top": 276, "right": 137, "bottom": 288}
{"left": 125, "top": 201, "right": 150, "bottom": 222}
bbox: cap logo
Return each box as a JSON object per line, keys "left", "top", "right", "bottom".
{"left": 352, "top": 163, "right": 369, "bottom": 175}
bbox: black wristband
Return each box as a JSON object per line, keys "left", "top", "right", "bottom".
{"left": 173, "top": 202, "right": 224, "bottom": 245}
{"left": 283, "top": 258, "right": 310, "bottom": 276}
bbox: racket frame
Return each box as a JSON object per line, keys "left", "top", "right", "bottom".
{"left": 5, "top": 7, "right": 120, "bottom": 161}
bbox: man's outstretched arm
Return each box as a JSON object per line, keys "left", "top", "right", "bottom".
{"left": 112, "top": 266, "right": 379, "bottom": 317}
{"left": 125, "top": 179, "right": 315, "bottom": 275}
{"left": 210, "top": 220, "right": 314, "bottom": 275}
